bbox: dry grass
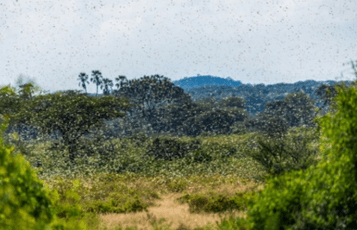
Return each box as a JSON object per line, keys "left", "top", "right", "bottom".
{"left": 96, "top": 176, "right": 261, "bottom": 230}
{"left": 42, "top": 172, "right": 263, "bottom": 230}
{"left": 98, "top": 193, "right": 240, "bottom": 230}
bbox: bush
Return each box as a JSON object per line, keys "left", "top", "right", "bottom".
{"left": 127, "top": 132, "right": 149, "bottom": 147}
{"left": 86, "top": 193, "right": 149, "bottom": 214}
{"left": 177, "top": 190, "right": 256, "bottom": 214}
{"left": 246, "top": 80, "right": 357, "bottom": 229}
{"left": 145, "top": 137, "right": 201, "bottom": 161}
{"left": 245, "top": 127, "right": 318, "bottom": 175}
{"left": 188, "top": 149, "right": 213, "bottom": 163}
{"left": 75, "top": 136, "right": 117, "bottom": 157}
{"left": 0, "top": 117, "right": 89, "bottom": 230}
{"left": 0, "top": 117, "right": 54, "bottom": 229}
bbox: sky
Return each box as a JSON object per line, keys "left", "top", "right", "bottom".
{"left": 1, "top": 0, "right": 357, "bottom": 93}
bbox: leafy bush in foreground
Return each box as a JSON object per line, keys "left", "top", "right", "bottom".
{"left": 0, "top": 117, "right": 88, "bottom": 230}
{"left": 246, "top": 81, "right": 357, "bottom": 229}
{"left": 0, "top": 117, "right": 54, "bottom": 229}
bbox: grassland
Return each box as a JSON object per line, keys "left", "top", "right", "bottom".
{"left": 10, "top": 131, "right": 319, "bottom": 230}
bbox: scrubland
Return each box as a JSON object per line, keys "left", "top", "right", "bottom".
{"left": 5, "top": 129, "right": 319, "bottom": 230}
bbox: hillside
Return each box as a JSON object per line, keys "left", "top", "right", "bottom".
{"left": 175, "top": 77, "right": 350, "bottom": 114}
{"left": 173, "top": 75, "right": 243, "bottom": 90}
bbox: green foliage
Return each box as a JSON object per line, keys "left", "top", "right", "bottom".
{"left": 200, "top": 142, "right": 238, "bottom": 160}
{"left": 4, "top": 131, "right": 37, "bottom": 157}
{"left": 145, "top": 137, "right": 202, "bottom": 161}
{"left": 246, "top": 127, "right": 319, "bottom": 175}
{"left": 247, "top": 170, "right": 308, "bottom": 230}
{"left": 127, "top": 132, "right": 149, "bottom": 147}
{"left": 246, "top": 76, "right": 357, "bottom": 229}
{"left": 35, "top": 138, "right": 145, "bottom": 177}
{"left": 14, "top": 90, "right": 131, "bottom": 163}
{"left": 0, "top": 86, "right": 21, "bottom": 122}
{"left": 316, "top": 83, "right": 338, "bottom": 111}
{"left": 153, "top": 101, "right": 203, "bottom": 135}
{"left": 86, "top": 193, "right": 149, "bottom": 214}
{"left": 15, "top": 75, "right": 45, "bottom": 100}
{"left": 50, "top": 179, "right": 85, "bottom": 219}
{"left": 75, "top": 135, "right": 117, "bottom": 158}
{"left": 113, "top": 75, "right": 193, "bottom": 135}
{"left": 114, "top": 75, "right": 191, "bottom": 117}
{"left": 215, "top": 216, "right": 251, "bottom": 230}
{"left": 220, "top": 96, "right": 245, "bottom": 109}
{"left": 242, "top": 91, "right": 317, "bottom": 138}
{"left": 188, "top": 149, "right": 213, "bottom": 163}
{"left": 166, "top": 177, "right": 190, "bottom": 192}
{"left": 180, "top": 107, "right": 247, "bottom": 136}
{"left": 177, "top": 190, "right": 256, "bottom": 214}
{"left": 0, "top": 117, "right": 54, "bottom": 229}
{"left": 0, "top": 117, "right": 89, "bottom": 230}
{"left": 280, "top": 92, "right": 316, "bottom": 128}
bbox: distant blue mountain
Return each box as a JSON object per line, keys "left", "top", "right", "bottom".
{"left": 173, "top": 75, "right": 243, "bottom": 90}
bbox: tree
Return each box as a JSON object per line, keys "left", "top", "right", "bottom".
{"left": 245, "top": 92, "right": 316, "bottom": 138}
{"left": 14, "top": 74, "right": 45, "bottom": 97}
{"left": 14, "top": 90, "right": 131, "bottom": 164}
{"left": 281, "top": 92, "right": 316, "bottom": 127}
{"left": 316, "top": 83, "right": 341, "bottom": 115}
{"left": 180, "top": 107, "right": 247, "bottom": 136}
{"left": 101, "top": 78, "right": 113, "bottom": 95}
{"left": 90, "top": 70, "right": 103, "bottom": 96}
{"left": 0, "top": 86, "right": 20, "bottom": 119}
{"left": 264, "top": 92, "right": 315, "bottom": 127}
{"left": 195, "top": 97, "right": 219, "bottom": 110}
{"left": 115, "top": 75, "right": 128, "bottom": 90}
{"left": 247, "top": 62, "right": 357, "bottom": 229}
{"left": 153, "top": 101, "right": 203, "bottom": 135}
{"left": 18, "top": 83, "right": 35, "bottom": 100}
{"left": 111, "top": 75, "right": 193, "bottom": 136}
{"left": 77, "top": 72, "right": 89, "bottom": 93}
{"left": 220, "top": 96, "right": 245, "bottom": 109}
{"left": 114, "top": 75, "right": 192, "bottom": 129}
{"left": 0, "top": 85, "right": 41, "bottom": 140}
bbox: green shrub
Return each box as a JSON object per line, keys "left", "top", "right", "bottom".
{"left": 215, "top": 216, "right": 251, "bottom": 230}
{"left": 0, "top": 117, "right": 54, "bottom": 229}
{"left": 0, "top": 117, "right": 89, "bottom": 230}
{"left": 200, "top": 142, "right": 238, "bottom": 160}
{"left": 75, "top": 136, "right": 117, "bottom": 158}
{"left": 86, "top": 193, "right": 149, "bottom": 214}
{"left": 245, "top": 127, "right": 318, "bottom": 175}
{"left": 145, "top": 137, "right": 201, "bottom": 161}
{"left": 166, "top": 177, "right": 190, "bottom": 192}
{"left": 187, "top": 149, "right": 213, "bottom": 163}
{"left": 246, "top": 80, "right": 357, "bottom": 229}
{"left": 127, "top": 132, "right": 149, "bottom": 147}
{"left": 50, "top": 179, "right": 85, "bottom": 219}
{"left": 177, "top": 190, "right": 256, "bottom": 214}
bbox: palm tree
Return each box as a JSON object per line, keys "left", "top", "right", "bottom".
{"left": 90, "top": 70, "right": 103, "bottom": 96}
{"left": 77, "top": 72, "right": 89, "bottom": 93}
{"left": 101, "top": 78, "right": 113, "bottom": 95}
{"left": 115, "top": 75, "right": 127, "bottom": 90}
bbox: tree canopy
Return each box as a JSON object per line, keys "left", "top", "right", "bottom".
{"left": 13, "top": 90, "right": 131, "bottom": 164}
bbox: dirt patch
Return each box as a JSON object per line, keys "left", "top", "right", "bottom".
{"left": 99, "top": 193, "right": 246, "bottom": 230}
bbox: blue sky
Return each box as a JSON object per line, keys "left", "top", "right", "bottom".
{"left": 1, "top": 0, "right": 356, "bottom": 93}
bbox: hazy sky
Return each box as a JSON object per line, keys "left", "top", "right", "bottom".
{"left": 1, "top": 0, "right": 356, "bottom": 93}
